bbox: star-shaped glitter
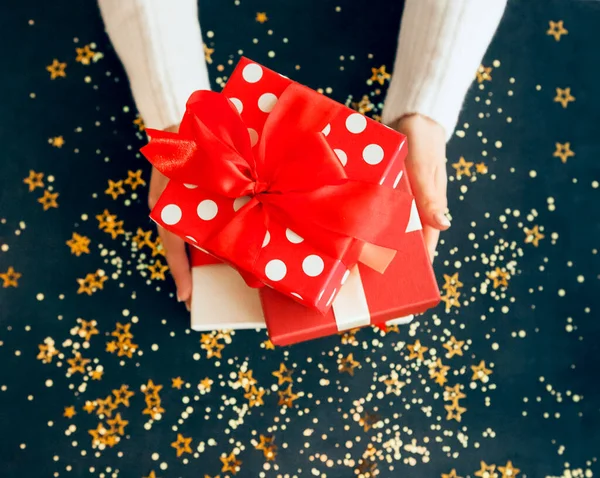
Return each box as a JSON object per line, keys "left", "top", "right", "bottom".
{"left": 444, "top": 401, "right": 467, "bottom": 422}
{"left": 382, "top": 370, "right": 405, "bottom": 395}
{"left": 0, "top": 267, "right": 21, "bottom": 288}
{"left": 144, "top": 472, "right": 158, "bottom": 478}
{"left": 23, "top": 170, "right": 44, "bottom": 191}
{"left": 105, "top": 179, "right": 125, "bottom": 200}
{"left": 406, "top": 340, "right": 428, "bottom": 361}
{"left": 338, "top": 353, "right": 360, "bottom": 375}
{"left": 262, "top": 339, "right": 275, "bottom": 350}
{"left": 201, "top": 338, "right": 225, "bottom": 359}
{"left": 255, "top": 12, "right": 268, "bottom": 23}
{"left": 255, "top": 434, "right": 274, "bottom": 452}
{"left": 171, "top": 377, "right": 184, "bottom": 389}
{"left": 133, "top": 115, "right": 145, "bottom": 131}
{"left": 132, "top": 229, "right": 152, "bottom": 250}
{"left": 429, "top": 358, "right": 450, "bottom": 386}
{"left": 199, "top": 377, "right": 213, "bottom": 392}
{"left": 547, "top": 20, "right": 568, "bottom": 41}
{"left": 96, "top": 396, "right": 118, "bottom": 417}
{"left": 352, "top": 95, "right": 374, "bottom": 115}
{"left": 142, "top": 379, "right": 163, "bottom": 397}
{"left": 67, "top": 352, "right": 90, "bottom": 374}
{"left": 96, "top": 209, "right": 117, "bottom": 228}
{"left": 443, "top": 336, "right": 465, "bottom": 358}
{"left": 277, "top": 384, "right": 299, "bottom": 407}
{"left": 63, "top": 406, "right": 76, "bottom": 419}
{"left": 443, "top": 384, "right": 466, "bottom": 405}
{"left": 220, "top": 452, "right": 242, "bottom": 474}
{"left": 148, "top": 259, "right": 169, "bottom": 280}
{"left": 38, "top": 190, "right": 59, "bottom": 210}
{"left": 107, "top": 413, "right": 128, "bottom": 435}
{"left": 46, "top": 59, "right": 66, "bottom": 79}
{"left": 476, "top": 65, "right": 492, "bottom": 83}
{"left": 471, "top": 360, "right": 492, "bottom": 382}
{"left": 49, "top": 136, "right": 65, "bottom": 148}
{"left": 76, "top": 319, "right": 99, "bottom": 342}
{"left": 524, "top": 225, "right": 545, "bottom": 247}
{"left": 76, "top": 271, "right": 106, "bottom": 295}
{"left": 236, "top": 369, "right": 257, "bottom": 391}
{"left": 443, "top": 273, "right": 463, "bottom": 294}
{"left": 124, "top": 169, "right": 146, "bottom": 190}
{"left": 440, "top": 290, "right": 461, "bottom": 311}
{"left": 88, "top": 423, "right": 108, "bottom": 447}
{"left": 116, "top": 338, "right": 138, "bottom": 358}
{"left": 244, "top": 385, "right": 265, "bottom": 407}
{"left": 370, "top": 65, "right": 391, "bottom": 85}
{"left": 83, "top": 401, "right": 96, "bottom": 414}
{"left": 170, "top": 433, "right": 192, "bottom": 457}
{"left": 112, "top": 322, "right": 133, "bottom": 341}
{"left": 452, "top": 156, "right": 474, "bottom": 179}
{"left": 476, "top": 162, "right": 488, "bottom": 174}
{"left": 442, "top": 469, "right": 462, "bottom": 478}
{"left": 340, "top": 328, "right": 359, "bottom": 345}
{"left": 487, "top": 267, "right": 510, "bottom": 288}
{"left": 88, "top": 369, "right": 102, "bottom": 380}
{"left": 272, "top": 363, "right": 294, "bottom": 385}
{"left": 475, "top": 461, "right": 498, "bottom": 478}
{"left": 359, "top": 412, "right": 381, "bottom": 431}
{"left": 498, "top": 461, "right": 520, "bottom": 478}
{"left": 553, "top": 142, "right": 575, "bottom": 163}
{"left": 204, "top": 44, "right": 214, "bottom": 64}
{"left": 66, "top": 232, "right": 91, "bottom": 256}
{"left": 37, "top": 340, "right": 59, "bottom": 363}
{"left": 75, "top": 45, "right": 95, "bottom": 65}
{"left": 554, "top": 87, "right": 575, "bottom": 108}
{"left": 113, "top": 385, "right": 135, "bottom": 407}
{"left": 148, "top": 237, "right": 166, "bottom": 257}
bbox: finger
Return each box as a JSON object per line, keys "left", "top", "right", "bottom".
{"left": 406, "top": 156, "right": 450, "bottom": 231}
{"left": 158, "top": 227, "right": 192, "bottom": 304}
{"left": 422, "top": 225, "right": 440, "bottom": 263}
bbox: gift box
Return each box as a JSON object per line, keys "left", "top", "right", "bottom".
{"left": 142, "top": 57, "right": 440, "bottom": 343}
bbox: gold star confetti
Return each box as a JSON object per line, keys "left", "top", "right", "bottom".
{"left": 255, "top": 12, "right": 268, "bottom": 23}
{"left": 66, "top": 232, "right": 91, "bottom": 256}
{"left": 148, "top": 237, "right": 165, "bottom": 257}
{"left": 49, "top": 135, "right": 65, "bottom": 148}
{"left": 63, "top": 406, "right": 76, "bottom": 419}
{"left": 112, "top": 385, "right": 135, "bottom": 407}
{"left": 133, "top": 116, "right": 145, "bottom": 131}
{"left": 105, "top": 179, "right": 125, "bottom": 200}
{"left": 553, "top": 142, "right": 575, "bottom": 163}
{"left": 338, "top": 353, "right": 360, "bottom": 375}
{"left": 107, "top": 413, "right": 128, "bottom": 436}
{"left": 498, "top": 461, "right": 520, "bottom": 478}
{"left": 244, "top": 385, "right": 265, "bottom": 407}
{"left": 38, "top": 190, "right": 59, "bottom": 210}
{"left": 132, "top": 229, "right": 153, "bottom": 250}
{"left": 487, "top": 267, "right": 510, "bottom": 288}
{"left": 382, "top": 370, "right": 405, "bottom": 396}
{"left": 406, "top": 340, "right": 428, "bottom": 361}
{"left": 124, "top": 169, "right": 146, "bottom": 190}
{"left": 441, "top": 291, "right": 461, "bottom": 311}
{"left": 476, "top": 64, "right": 492, "bottom": 83}
{"left": 476, "top": 162, "right": 488, "bottom": 174}
{"left": 23, "top": 170, "right": 44, "bottom": 191}
{"left": 475, "top": 461, "right": 499, "bottom": 478}
{"left": 198, "top": 377, "right": 213, "bottom": 392}
{"left": 201, "top": 337, "right": 225, "bottom": 359}
{"left": 75, "top": 319, "right": 99, "bottom": 341}
{"left": 75, "top": 44, "right": 95, "bottom": 65}
{"left": 144, "top": 473, "right": 158, "bottom": 478}
{"left": 370, "top": 65, "right": 391, "bottom": 85}
{"left": 76, "top": 270, "right": 107, "bottom": 295}
{"left": 37, "top": 338, "right": 59, "bottom": 364}
{"left": 524, "top": 225, "right": 545, "bottom": 247}
{"left": 442, "top": 470, "right": 462, "bottom": 478}
{"left": 443, "top": 384, "right": 466, "bottom": 405}
{"left": 359, "top": 411, "right": 381, "bottom": 431}
{"left": 554, "top": 87, "right": 575, "bottom": 108}
{"left": 46, "top": 59, "right": 66, "bottom": 79}
{"left": 277, "top": 384, "right": 299, "bottom": 407}
{"left": 547, "top": 20, "right": 568, "bottom": 41}
{"left": 255, "top": 434, "right": 277, "bottom": 461}
{"left": 452, "top": 156, "right": 474, "bottom": 179}
{"left": 471, "top": 360, "right": 492, "bottom": 382}
{"left": 272, "top": 363, "right": 293, "bottom": 385}
{"left": 0, "top": 267, "right": 21, "bottom": 288}
{"left": 171, "top": 377, "right": 184, "bottom": 389}
{"left": 67, "top": 352, "right": 90, "bottom": 374}
{"left": 443, "top": 336, "right": 465, "bottom": 358}
{"left": 262, "top": 339, "right": 275, "bottom": 350}
{"left": 148, "top": 259, "right": 168, "bottom": 280}
{"left": 171, "top": 433, "right": 193, "bottom": 457}
{"left": 204, "top": 44, "right": 214, "bottom": 64}
{"left": 444, "top": 401, "right": 467, "bottom": 422}
{"left": 443, "top": 273, "right": 463, "bottom": 294}
{"left": 83, "top": 401, "right": 96, "bottom": 414}
{"left": 429, "top": 358, "right": 450, "bottom": 386}
{"left": 352, "top": 95, "right": 374, "bottom": 114}
{"left": 220, "top": 452, "right": 242, "bottom": 474}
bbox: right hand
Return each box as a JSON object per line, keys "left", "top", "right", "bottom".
{"left": 148, "top": 125, "right": 192, "bottom": 309}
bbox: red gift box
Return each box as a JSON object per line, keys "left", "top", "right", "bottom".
{"left": 143, "top": 57, "right": 424, "bottom": 316}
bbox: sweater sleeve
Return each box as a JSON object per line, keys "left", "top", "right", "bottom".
{"left": 98, "top": 0, "right": 211, "bottom": 130}
{"left": 382, "top": 0, "right": 507, "bottom": 140}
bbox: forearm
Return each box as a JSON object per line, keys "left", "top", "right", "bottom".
{"left": 98, "top": 0, "right": 211, "bottom": 130}
{"left": 382, "top": 0, "right": 507, "bottom": 140}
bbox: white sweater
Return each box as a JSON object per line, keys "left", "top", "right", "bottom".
{"left": 98, "top": 0, "right": 506, "bottom": 140}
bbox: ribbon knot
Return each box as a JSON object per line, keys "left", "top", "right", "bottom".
{"left": 142, "top": 83, "right": 414, "bottom": 287}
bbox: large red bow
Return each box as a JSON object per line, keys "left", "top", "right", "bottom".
{"left": 142, "top": 83, "right": 413, "bottom": 286}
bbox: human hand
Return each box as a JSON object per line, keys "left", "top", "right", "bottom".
{"left": 148, "top": 125, "right": 192, "bottom": 309}
{"left": 393, "top": 114, "right": 450, "bottom": 262}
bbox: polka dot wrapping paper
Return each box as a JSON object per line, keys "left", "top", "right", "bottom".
{"left": 145, "top": 58, "right": 440, "bottom": 345}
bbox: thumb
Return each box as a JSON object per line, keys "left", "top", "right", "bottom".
{"left": 407, "top": 157, "right": 450, "bottom": 231}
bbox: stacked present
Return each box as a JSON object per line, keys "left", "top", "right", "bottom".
{"left": 141, "top": 57, "right": 440, "bottom": 346}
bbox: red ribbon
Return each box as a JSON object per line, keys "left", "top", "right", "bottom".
{"left": 142, "top": 83, "right": 413, "bottom": 287}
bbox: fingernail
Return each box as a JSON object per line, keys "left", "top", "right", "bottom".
{"left": 177, "top": 294, "right": 183, "bottom": 302}
{"left": 185, "top": 301, "right": 191, "bottom": 312}
{"left": 434, "top": 212, "right": 451, "bottom": 228}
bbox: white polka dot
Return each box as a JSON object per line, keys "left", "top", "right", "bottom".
{"left": 345, "top": 113, "right": 367, "bottom": 134}
{"left": 197, "top": 200, "right": 218, "bottom": 220}
{"left": 291, "top": 292, "right": 303, "bottom": 300}
{"left": 362, "top": 144, "right": 384, "bottom": 165}
{"left": 161, "top": 204, "right": 182, "bottom": 225}
{"left": 341, "top": 269, "right": 351, "bottom": 285}
{"left": 184, "top": 183, "right": 198, "bottom": 189}
{"left": 302, "top": 255, "right": 324, "bottom": 277}
{"left": 248, "top": 128, "right": 259, "bottom": 147}
{"left": 265, "top": 259, "right": 286, "bottom": 281}
{"left": 262, "top": 231, "right": 270, "bottom": 247}
{"left": 242, "top": 63, "right": 263, "bottom": 83}
{"left": 326, "top": 288, "right": 337, "bottom": 307}
{"left": 229, "top": 97, "right": 243, "bottom": 114}
{"left": 233, "top": 196, "right": 251, "bottom": 212}
{"left": 322, "top": 124, "right": 331, "bottom": 136}
{"left": 185, "top": 236, "right": 197, "bottom": 243}
{"left": 285, "top": 228, "right": 304, "bottom": 244}
{"left": 334, "top": 149, "right": 347, "bottom": 166}
{"left": 393, "top": 170, "right": 404, "bottom": 189}
{"left": 258, "top": 93, "right": 278, "bottom": 113}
